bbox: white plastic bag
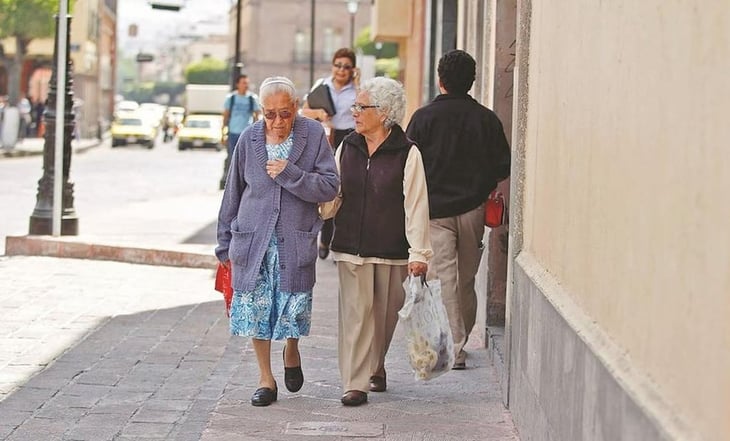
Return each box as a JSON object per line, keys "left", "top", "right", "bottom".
{"left": 398, "top": 275, "right": 454, "bottom": 381}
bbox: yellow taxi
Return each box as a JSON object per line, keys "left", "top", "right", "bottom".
{"left": 177, "top": 114, "right": 224, "bottom": 151}
{"left": 110, "top": 111, "right": 158, "bottom": 148}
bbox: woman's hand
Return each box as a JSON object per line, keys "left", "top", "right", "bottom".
{"left": 301, "top": 107, "right": 329, "bottom": 122}
{"left": 408, "top": 261, "right": 428, "bottom": 276}
{"left": 266, "top": 159, "right": 288, "bottom": 179}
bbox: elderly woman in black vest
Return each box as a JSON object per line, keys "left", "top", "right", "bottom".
{"left": 322, "top": 77, "right": 432, "bottom": 406}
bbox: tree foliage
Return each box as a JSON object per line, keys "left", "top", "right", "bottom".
{"left": 0, "top": 0, "right": 65, "bottom": 41}
{"left": 0, "top": 0, "right": 73, "bottom": 103}
{"left": 354, "top": 27, "right": 399, "bottom": 59}
{"left": 184, "top": 57, "right": 229, "bottom": 85}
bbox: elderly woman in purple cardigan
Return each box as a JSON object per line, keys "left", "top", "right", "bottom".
{"left": 216, "top": 76, "right": 340, "bottom": 407}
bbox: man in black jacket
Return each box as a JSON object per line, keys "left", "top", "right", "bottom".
{"left": 406, "top": 49, "right": 510, "bottom": 370}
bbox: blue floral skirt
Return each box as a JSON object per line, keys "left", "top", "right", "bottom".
{"left": 229, "top": 235, "right": 312, "bottom": 340}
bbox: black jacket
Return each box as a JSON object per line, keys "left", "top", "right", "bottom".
{"left": 406, "top": 93, "right": 510, "bottom": 219}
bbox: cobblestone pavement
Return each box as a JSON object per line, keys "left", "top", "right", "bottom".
{"left": 0, "top": 255, "right": 519, "bottom": 440}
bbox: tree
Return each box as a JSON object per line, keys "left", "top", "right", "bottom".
{"left": 184, "top": 58, "right": 228, "bottom": 85}
{"left": 354, "top": 27, "right": 399, "bottom": 59}
{"left": 354, "top": 27, "right": 400, "bottom": 79}
{"left": 0, "top": 0, "right": 70, "bottom": 104}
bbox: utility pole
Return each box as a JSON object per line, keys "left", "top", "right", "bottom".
{"left": 220, "top": 0, "right": 243, "bottom": 190}
{"left": 309, "top": 0, "right": 315, "bottom": 87}
{"left": 232, "top": 0, "right": 242, "bottom": 88}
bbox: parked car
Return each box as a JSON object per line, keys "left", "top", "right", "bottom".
{"left": 177, "top": 115, "right": 223, "bottom": 151}
{"left": 110, "top": 112, "right": 158, "bottom": 148}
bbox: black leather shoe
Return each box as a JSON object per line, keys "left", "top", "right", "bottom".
{"left": 341, "top": 390, "right": 368, "bottom": 406}
{"left": 318, "top": 245, "right": 330, "bottom": 259}
{"left": 368, "top": 374, "right": 386, "bottom": 392}
{"left": 283, "top": 346, "right": 304, "bottom": 392}
{"left": 251, "top": 384, "right": 278, "bottom": 407}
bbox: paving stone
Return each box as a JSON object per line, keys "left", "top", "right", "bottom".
{"left": 0, "top": 409, "right": 32, "bottom": 426}
{"left": 119, "top": 421, "right": 174, "bottom": 438}
{"left": 4, "top": 418, "right": 67, "bottom": 441}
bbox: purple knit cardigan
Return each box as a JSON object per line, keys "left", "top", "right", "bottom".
{"left": 216, "top": 117, "right": 339, "bottom": 292}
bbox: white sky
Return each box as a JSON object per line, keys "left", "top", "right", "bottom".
{"left": 117, "top": 0, "right": 230, "bottom": 54}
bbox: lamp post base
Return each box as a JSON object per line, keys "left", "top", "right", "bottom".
{"left": 29, "top": 214, "right": 79, "bottom": 236}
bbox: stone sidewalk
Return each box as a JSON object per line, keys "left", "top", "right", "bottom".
{"left": 0, "top": 255, "right": 519, "bottom": 440}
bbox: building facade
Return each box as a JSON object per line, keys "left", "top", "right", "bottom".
{"left": 70, "top": 0, "right": 117, "bottom": 138}
{"left": 373, "top": 1, "right": 730, "bottom": 440}
{"left": 229, "top": 0, "right": 371, "bottom": 97}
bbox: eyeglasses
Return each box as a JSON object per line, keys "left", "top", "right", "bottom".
{"left": 263, "top": 110, "right": 294, "bottom": 120}
{"left": 350, "top": 104, "right": 379, "bottom": 113}
{"left": 333, "top": 63, "right": 354, "bottom": 71}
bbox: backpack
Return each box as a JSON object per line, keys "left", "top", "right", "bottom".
{"left": 227, "top": 93, "right": 256, "bottom": 128}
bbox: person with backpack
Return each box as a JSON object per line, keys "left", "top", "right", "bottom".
{"left": 223, "top": 74, "right": 261, "bottom": 157}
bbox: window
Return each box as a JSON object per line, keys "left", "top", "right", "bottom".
{"left": 294, "top": 29, "right": 308, "bottom": 63}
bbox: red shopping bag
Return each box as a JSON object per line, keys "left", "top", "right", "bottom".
{"left": 484, "top": 190, "right": 506, "bottom": 228}
{"left": 214, "top": 262, "right": 233, "bottom": 316}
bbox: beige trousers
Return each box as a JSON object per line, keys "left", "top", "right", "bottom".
{"left": 428, "top": 204, "right": 485, "bottom": 363}
{"left": 337, "top": 261, "right": 408, "bottom": 392}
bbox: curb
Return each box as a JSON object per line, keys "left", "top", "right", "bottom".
{"left": 1, "top": 138, "right": 104, "bottom": 159}
{"left": 5, "top": 235, "right": 217, "bottom": 269}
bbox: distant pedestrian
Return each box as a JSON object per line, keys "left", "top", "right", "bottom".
{"left": 321, "top": 77, "right": 432, "bottom": 406}
{"left": 34, "top": 101, "right": 45, "bottom": 137}
{"left": 301, "top": 48, "right": 359, "bottom": 260}
{"left": 405, "top": 49, "right": 511, "bottom": 370}
{"left": 216, "top": 76, "right": 339, "bottom": 407}
{"left": 223, "top": 74, "right": 261, "bottom": 158}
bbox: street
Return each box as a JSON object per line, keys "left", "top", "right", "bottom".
{"left": 0, "top": 134, "right": 226, "bottom": 254}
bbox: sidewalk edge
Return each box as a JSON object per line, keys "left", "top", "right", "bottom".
{"left": 1, "top": 137, "right": 104, "bottom": 159}
{"left": 5, "top": 235, "right": 217, "bottom": 269}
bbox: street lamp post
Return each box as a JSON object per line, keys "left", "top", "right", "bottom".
{"left": 29, "top": 13, "right": 79, "bottom": 235}
{"left": 346, "top": 0, "right": 359, "bottom": 48}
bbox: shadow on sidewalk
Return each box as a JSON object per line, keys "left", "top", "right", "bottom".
{"left": 0, "top": 301, "right": 232, "bottom": 440}
{"left": 182, "top": 221, "right": 217, "bottom": 245}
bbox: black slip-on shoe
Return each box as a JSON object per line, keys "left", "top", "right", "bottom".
{"left": 283, "top": 346, "right": 304, "bottom": 392}
{"left": 251, "top": 385, "right": 278, "bottom": 406}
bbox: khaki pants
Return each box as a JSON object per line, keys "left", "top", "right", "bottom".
{"left": 428, "top": 204, "right": 485, "bottom": 363}
{"left": 337, "top": 261, "right": 408, "bottom": 392}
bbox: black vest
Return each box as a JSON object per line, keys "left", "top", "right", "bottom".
{"left": 331, "top": 126, "right": 411, "bottom": 259}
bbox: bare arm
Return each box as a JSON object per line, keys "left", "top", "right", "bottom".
{"left": 300, "top": 101, "right": 330, "bottom": 122}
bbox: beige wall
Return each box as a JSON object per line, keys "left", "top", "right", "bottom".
{"left": 522, "top": 1, "right": 730, "bottom": 438}
{"left": 371, "top": 0, "right": 425, "bottom": 122}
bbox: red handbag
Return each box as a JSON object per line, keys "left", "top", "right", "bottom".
{"left": 214, "top": 262, "right": 233, "bottom": 317}
{"left": 484, "top": 190, "right": 506, "bottom": 228}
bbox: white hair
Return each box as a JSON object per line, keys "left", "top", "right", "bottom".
{"left": 359, "top": 77, "right": 406, "bottom": 128}
{"left": 259, "top": 76, "right": 297, "bottom": 103}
